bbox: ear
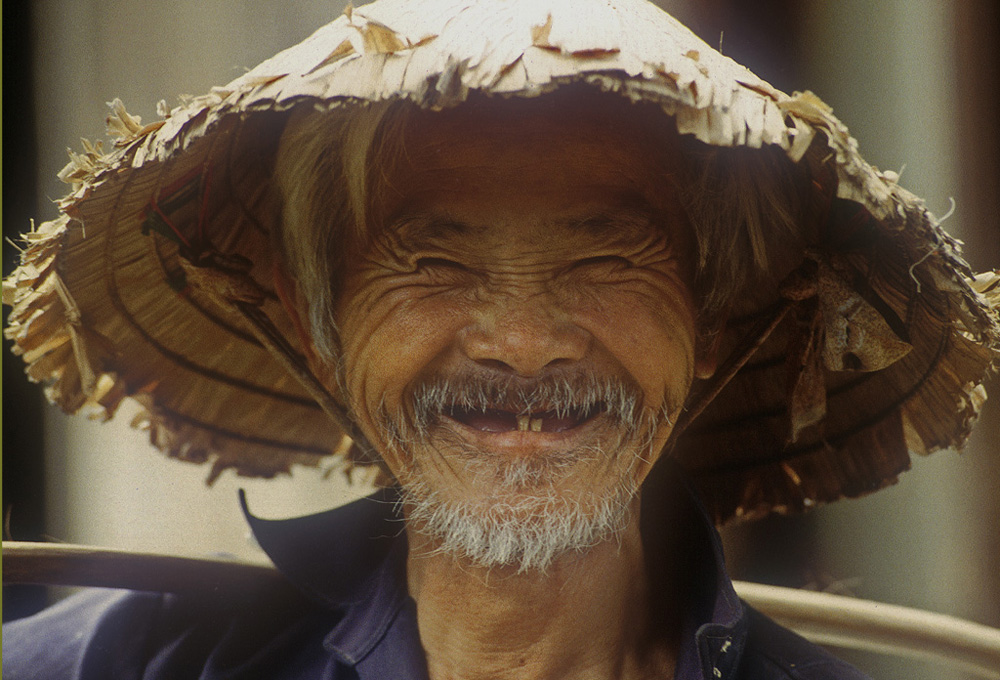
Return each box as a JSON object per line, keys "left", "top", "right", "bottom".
{"left": 272, "top": 261, "right": 320, "bottom": 366}
{"left": 694, "top": 318, "right": 726, "bottom": 380}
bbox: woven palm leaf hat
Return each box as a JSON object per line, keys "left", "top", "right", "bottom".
{"left": 5, "top": 0, "right": 998, "bottom": 524}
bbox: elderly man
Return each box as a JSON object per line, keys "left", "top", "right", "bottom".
{"left": 4, "top": 0, "right": 997, "bottom": 679}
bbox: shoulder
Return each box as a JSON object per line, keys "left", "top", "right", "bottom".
{"left": 737, "top": 605, "right": 872, "bottom": 680}
{"left": 3, "top": 589, "right": 166, "bottom": 680}
{"left": 2, "top": 586, "right": 343, "bottom": 680}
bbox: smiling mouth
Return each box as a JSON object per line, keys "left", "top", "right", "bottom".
{"left": 446, "top": 405, "right": 603, "bottom": 434}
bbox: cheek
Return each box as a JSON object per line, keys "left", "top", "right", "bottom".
{"left": 337, "top": 288, "right": 467, "bottom": 428}
{"left": 573, "top": 285, "right": 697, "bottom": 409}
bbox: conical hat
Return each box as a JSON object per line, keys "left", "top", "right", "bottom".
{"left": 5, "top": 0, "right": 998, "bottom": 522}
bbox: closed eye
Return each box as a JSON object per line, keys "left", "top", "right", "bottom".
{"left": 572, "top": 255, "right": 633, "bottom": 270}
{"left": 415, "top": 257, "right": 469, "bottom": 271}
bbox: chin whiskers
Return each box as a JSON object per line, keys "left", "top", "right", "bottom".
{"left": 402, "top": 477, "right": 637, "bottom": 574}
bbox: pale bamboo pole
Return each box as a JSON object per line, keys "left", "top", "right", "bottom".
{"left": 4, "top": 541, "right": 999, "bottom": 678}
{"left": 735, "top": 581, "right": 1000, "bottom": 679}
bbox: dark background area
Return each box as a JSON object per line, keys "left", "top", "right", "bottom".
{"left": 4, "top": 1, "right": 48, "bottom": 621}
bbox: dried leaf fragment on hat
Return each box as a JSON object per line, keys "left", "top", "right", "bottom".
{"left": 814, "top": 258, "right": 913, "bottom": 372}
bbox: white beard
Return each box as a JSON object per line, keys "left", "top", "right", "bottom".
{"left": 399, "top": 450, "right": 641, "bottom": 573}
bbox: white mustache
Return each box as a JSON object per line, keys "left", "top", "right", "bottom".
{"left": 408, "top": 371, "right": 644, "bottom": 436}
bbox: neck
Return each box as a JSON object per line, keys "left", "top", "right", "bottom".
{"left": 405, "top": 497, "right": 680, "bottom": 680}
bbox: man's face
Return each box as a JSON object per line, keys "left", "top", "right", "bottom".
{"left": 332, "top": 98, "right": 709, "bottom": 570}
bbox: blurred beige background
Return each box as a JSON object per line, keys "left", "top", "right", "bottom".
{"left": 6, "top": 1, "right": 998, "bottom": 677}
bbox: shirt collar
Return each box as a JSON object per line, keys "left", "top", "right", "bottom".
{"left": 242, "top": 461, "right": 748, "bottom": 680}
{"left": 242, "top": 487, "right": 423, "bottom": 672}
{"left": 641, "top": 461, "right": 748, "bottom": 680}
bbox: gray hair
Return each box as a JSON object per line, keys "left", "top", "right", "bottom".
{"left": 274, "top": 95, "right": 806, "bottom": 360}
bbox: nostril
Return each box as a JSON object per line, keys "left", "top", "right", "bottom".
{"left": 543, "top": 357, "right": 576, "bottom": 369}
{"left": 474, "top": 358, "right": 514, "bottom": 373}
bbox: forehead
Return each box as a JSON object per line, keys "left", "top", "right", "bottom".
{"left": 374, "top": 92, "right": 686, "bottom": 242}
{"left": 398, "top": 94, "right": 676, "bottom": 185}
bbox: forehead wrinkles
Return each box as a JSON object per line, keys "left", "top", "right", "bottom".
{"left": 389, "top": 207, "right": 667, "bottom": 257}
{"left": 397, "top": 141, "right": 666, "bottom": 205}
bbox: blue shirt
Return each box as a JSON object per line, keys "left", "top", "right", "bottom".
{"left": 3, "top": 465, "right": 870, "bottom": 679}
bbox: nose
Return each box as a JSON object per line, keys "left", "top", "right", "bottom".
{"left": 459, "top": 302, "right": 590, "bottom": 376}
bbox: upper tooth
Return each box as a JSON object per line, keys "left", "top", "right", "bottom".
{"left": 529, "top": 418, "right": 543, "bottom": 432}
{"left": 517, "top": 414, "right": 530, "bottom": 431}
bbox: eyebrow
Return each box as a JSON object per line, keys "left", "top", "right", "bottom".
{"left": 389, "top": 206, "right": 659, "bottom": 246}
{"left": 392, "top": 215, "right": 484, "bottom": 242}
{"left": 565, "top": 208, "right": 658, "bottom": 240}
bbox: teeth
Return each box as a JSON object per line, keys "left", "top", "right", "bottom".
{"left": 514, "top": 414, "right": 546, "bottom": 432}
